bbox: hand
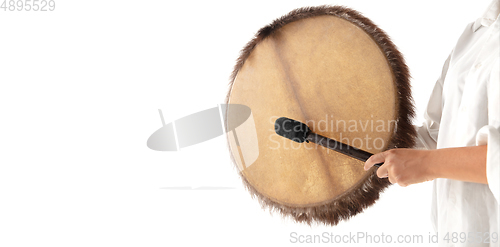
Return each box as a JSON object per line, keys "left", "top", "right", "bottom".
{"left": 364, "top": 149, "right": 436, "bottom": 187}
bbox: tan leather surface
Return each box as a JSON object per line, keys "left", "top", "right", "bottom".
{"left": 228, "top": 15, "right": 397, "bottom": 206}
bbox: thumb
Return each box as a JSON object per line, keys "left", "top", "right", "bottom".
{"left": 364, "top": 151, "right": 386, "bottom": 171}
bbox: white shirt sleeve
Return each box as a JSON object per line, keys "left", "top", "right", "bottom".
{"left": 475, "top": 58, "right": 500, "bottom": 203}
{"left": 414, "top": 53, "right": 452, "bottom": 150}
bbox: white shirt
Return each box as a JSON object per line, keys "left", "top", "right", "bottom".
{"left": 416, "top": 0, "right": 500, "bottom": 246}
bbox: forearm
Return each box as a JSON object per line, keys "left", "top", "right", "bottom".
{"left": 427, "top": 145, "right": 487, "bottom": 184}
{"left": 364, "top": 145, "right": 488, "bottom": 186}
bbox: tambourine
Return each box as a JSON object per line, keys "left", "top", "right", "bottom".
{"left": 225, "top": 6, "right": 416, "bottom": 225}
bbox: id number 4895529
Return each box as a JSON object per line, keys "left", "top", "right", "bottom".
{"left": 1, "top": 0, "right": 55, "bottom": 11}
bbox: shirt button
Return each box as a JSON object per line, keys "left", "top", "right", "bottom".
{"left": 460, "top": 106, "right": 467, "bottom": 112}
{"left": 475, "top": 63, "right": 482, "bottom": 69}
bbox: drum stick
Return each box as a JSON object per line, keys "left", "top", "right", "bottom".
{"left": 274, "top": 117, "right": 383, "bottom": 167}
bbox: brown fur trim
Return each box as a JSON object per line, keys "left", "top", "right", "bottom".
{"left": 225, "top": 5, "right": 416, "bottom": 226}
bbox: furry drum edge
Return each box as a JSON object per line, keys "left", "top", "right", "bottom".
{"left": 225, "top": 6, "right": 417, "bottom": 225}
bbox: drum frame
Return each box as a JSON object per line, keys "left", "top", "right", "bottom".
{"left": 225, "top": 5, "right": 416, "bottom": 225}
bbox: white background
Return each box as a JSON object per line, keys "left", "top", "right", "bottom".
{"left": 0, "top": 0, "right": 493, "bottom": 246}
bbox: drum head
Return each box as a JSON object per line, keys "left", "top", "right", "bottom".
{"left": 226, "top": 6, "right": 416, "bottom": 225}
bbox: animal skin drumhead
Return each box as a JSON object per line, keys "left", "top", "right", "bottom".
{"left": 225, "top": 6, "right": 416, "bottom": 225}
